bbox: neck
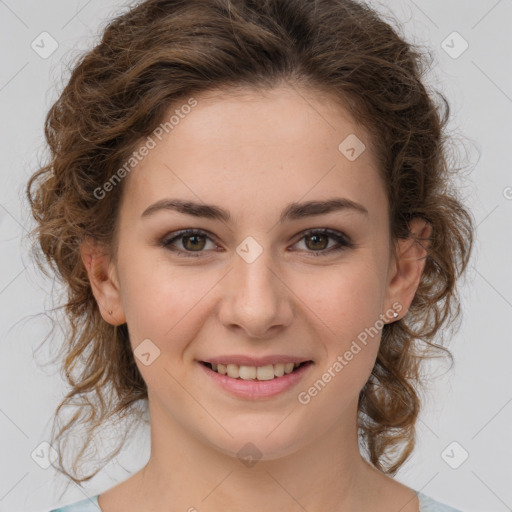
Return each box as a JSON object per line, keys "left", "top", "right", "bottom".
{"left": 132, "top": 398, "right": 377, "bottom": 512}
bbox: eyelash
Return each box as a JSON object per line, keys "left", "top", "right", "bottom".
{"left": 160, "top": 228, "right": 354, "bottom": 258}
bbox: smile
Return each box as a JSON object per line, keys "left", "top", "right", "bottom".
{"left": 201, "top": 361, "right": 312, "bottom": 381}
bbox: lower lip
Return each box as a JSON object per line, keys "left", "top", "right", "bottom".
{"left": 198, "top": 361, "right": 313, "bottom": 399}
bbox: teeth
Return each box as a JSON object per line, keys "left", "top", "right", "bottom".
{"left": 274, "top": 363, "right": 285, "bottom": 377}
{"left": 207, "top": 361, "right": 307, "bottom": 380}
{"left": 227, "top": 364, "right": 239, "bottom": 378}
{"left": 239, "top": 365, "right": 257, "bottom": 380}
{"left": 256, "top": 365, "right": 275, "bottom": 381}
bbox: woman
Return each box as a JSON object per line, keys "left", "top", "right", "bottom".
{"left": 26, "top": 0, "right": 473, "bottom": 510}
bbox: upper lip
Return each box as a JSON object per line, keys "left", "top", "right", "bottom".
{"left": 200, "top": 355, "right": 313, "bottom": 366}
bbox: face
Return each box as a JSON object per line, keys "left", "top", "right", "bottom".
{"left": 83, "top": 84, "right": 427, "bottom": 462}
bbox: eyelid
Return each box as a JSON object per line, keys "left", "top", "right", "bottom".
{"left": 161, "top": 228, "right": 220, "bottom": 258}
{"left": 160, "top": 227, "right": 353, "bottom": 257}
{"left": 290, "top": 228, "right": 354, "bottom": 255}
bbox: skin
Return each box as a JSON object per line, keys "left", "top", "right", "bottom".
{"left": 81, "top": 84, "right": 431, "bottom": 512}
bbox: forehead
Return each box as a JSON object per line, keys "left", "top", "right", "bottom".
{"left": 120, "top": 84, "right": 386, "bottom": 221}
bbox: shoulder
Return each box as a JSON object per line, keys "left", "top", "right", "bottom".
{"left": 417, "top": 491, "right": 462, "bottom": 512}
{"left": 48, "top": 495, "right": 101, "bottom": 512}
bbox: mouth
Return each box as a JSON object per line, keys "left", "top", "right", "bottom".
{"left": 199, "top": 360, "right": 313, "bottom": 381}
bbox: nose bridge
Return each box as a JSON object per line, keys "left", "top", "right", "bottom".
{"left": 219, "top": 242, "right": 293, "bottom": 337}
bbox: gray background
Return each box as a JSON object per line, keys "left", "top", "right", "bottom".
{"left": 0, "top": 0, "right": 511, "bottom": 511}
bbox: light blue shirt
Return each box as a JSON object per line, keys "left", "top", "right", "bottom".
{"left": 49, "top": 491, "right": 462, "bottom": 511}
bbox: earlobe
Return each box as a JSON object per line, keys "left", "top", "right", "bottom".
{"left": 80, "top": 238, "right": 126, "bottom": 326}
{"left": 385, "top": 218, "right": 432, "bottom": 320}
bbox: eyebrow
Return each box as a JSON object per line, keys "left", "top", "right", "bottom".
{"left": 141, "top": 197, "right": 369, "bottom": 223}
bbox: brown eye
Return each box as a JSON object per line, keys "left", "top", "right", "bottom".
{"left": 293, "top": 229, "right": 353, "bottom": 256}
{"left": 181, "top": 234, "right": 207, "bottom": 251}
{"left": 161, "top": 228, "right": 353, "bottom": 259}
{"left": 161, "top": 229, "right": 217, "bottom": 258}
{"left": 304, "top": 233, "right": 329, "bottom": 251}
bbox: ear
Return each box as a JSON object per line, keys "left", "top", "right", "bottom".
{"left": 80, "top": 237, "right": 126, "bottom": 326}
{"left": 384, "top": 217, "right": 432, "bottom": 321}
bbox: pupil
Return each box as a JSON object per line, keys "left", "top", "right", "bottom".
{"left": 184, "top": 235, "right": 205, "bottom": 250}
{"left": 308, "top": 234, "right": 327, "bottom": 250}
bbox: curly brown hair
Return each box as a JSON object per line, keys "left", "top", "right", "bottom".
{"left": 25, "top": 0, "right": 474, "bottom": 485}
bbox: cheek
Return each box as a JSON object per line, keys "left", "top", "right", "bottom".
{"left": 297, "top": 270, "right": 383, "bottom": 414}
{"left": 301, "top": 261, "right": 384, "bottom": 377}
{"left": 307, "top": 261, "right": 385, "bottom": 333}
{"left": 118, "top": 250, "right": 223, "bottom": 367}
{"left": 119, "top": 264, "right": 215, "bottom": 396}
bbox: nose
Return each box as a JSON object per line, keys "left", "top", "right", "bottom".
{"left": 218, "top": 246, "right": 294, "bottom": 339}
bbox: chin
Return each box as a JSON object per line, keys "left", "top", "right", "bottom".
{"left": 202, "top": 419, "right": 312, "bottom": 464}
